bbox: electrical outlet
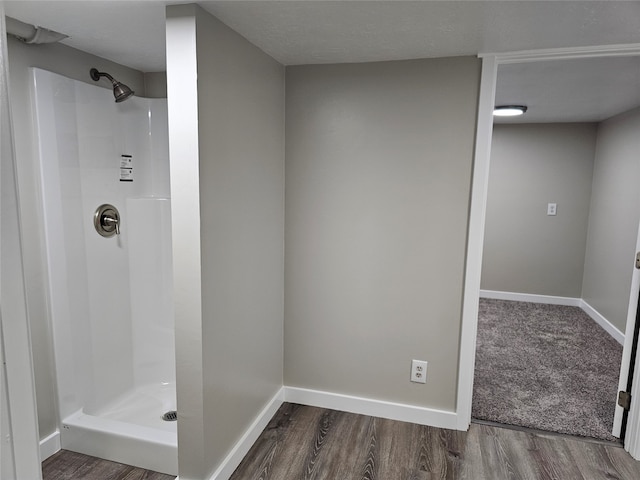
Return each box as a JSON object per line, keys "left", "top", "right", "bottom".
{"left": 547, "top": 203, "right": 557, "bottom": 216}
{"left": 410, "top": 359, "right": 428, "bottom": 384}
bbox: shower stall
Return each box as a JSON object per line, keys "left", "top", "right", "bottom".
{"left": 31, "top": 68, "right": 177, "bottom": 475}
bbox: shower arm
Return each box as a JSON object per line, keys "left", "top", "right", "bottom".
{"left": 90, "top": 68, "right": 115, "bottom": 84}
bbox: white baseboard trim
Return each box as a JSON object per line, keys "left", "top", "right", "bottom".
{"left": 284, "top": 386, "right": 458, "bottom": 430}
{"left": 208, "top": 387, "right": 285, "bottom": 480}
{"left": 480, "top": 289, "right": 625, "bottom": 345}
{"left": 206, "top": 385, "right": 458, "bottom": 479}
{"left": 580, "top": 300, "right": 625, "bottom": 345}
{"left": 479, "top": 289, "right": 581, "bottom": 306}
{"left": 40, "top": 429, "right": 61, "bottom": 461}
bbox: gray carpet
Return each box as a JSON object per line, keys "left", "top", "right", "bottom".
{"left": 472, "top": 298, "right": 623, "bottom": 442}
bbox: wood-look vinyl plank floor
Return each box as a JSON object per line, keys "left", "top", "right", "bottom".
{"left": 43, "top": 403, "right": 640, "bottom": 480}
{"left": 42, "top": 450, "right": 176, "bottom": 480}
{"left": 229, "top": 403, "right": 640, "bottom": 480}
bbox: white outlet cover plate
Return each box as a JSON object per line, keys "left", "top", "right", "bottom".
{"left": 411, "top": 359, "right": 428, "bottom": 384}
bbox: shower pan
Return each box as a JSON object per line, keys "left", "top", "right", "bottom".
{"left": 31, "top": 68, "right": 176, "bottom": 474}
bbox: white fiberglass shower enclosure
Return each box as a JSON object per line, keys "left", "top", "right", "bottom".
{"left": 32, "top": 68, "right": 177, "bottom": 475}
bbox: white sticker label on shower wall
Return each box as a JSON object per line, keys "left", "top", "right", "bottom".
{"left": 120, "top": 155, "right": 133, "bottom": 182}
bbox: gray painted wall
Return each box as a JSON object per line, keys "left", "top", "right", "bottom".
{"left": 481, "top": 123, "right": 597, "bottom": 297}
{"left": 284, "top": 58, "right": 481, "bottom": 412}
{"left": 582, "top": 107, "right": 640, "bottom": 333}
{"left": 167, "top": 5, "right": 285, "bottom": 479}
{"left": 144, "top": 71, "right": 167, "bottom": 98}
{"left": 7, "top": 37, "right": 147, "bottom": 442}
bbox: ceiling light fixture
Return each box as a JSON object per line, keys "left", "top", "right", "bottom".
{"left": 493, "top": 105, "right": 528, "bottom": 117}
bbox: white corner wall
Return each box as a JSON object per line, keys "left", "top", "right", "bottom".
{"left": 166, "top": 5, "right": 285, "bottom": 480}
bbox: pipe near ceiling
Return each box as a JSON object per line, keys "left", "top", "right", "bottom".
{"left": 5, "top": 16, "right": 68, "bottom": 44}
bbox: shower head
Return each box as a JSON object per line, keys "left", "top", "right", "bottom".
{"left": 89, "top": 68, "right": 135, "bottom": 103}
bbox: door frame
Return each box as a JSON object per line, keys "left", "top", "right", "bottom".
{"left": 458, "top": 43, "right": 640, "bottom": 460}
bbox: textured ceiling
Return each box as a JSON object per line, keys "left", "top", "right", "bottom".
{"left": 6, "top": 1, "right": 640, "bottom": 71}
{"left": 5, "top": 1, "right": 640, "bottom": 123}
{"left": 202, "top": 1, "right": 640, "bottom": 65}
{"left": 495, "top": 56, "right": 640, "bottom": 124}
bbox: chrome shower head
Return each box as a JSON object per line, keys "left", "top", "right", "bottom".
{"left": 90, "top": 68, "right": 135, "bottom": 103}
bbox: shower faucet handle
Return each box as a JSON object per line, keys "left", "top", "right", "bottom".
{"left": 102, "top": 214, "right": 120, "bottom": 235}
{"left": 94, "top": 204, "right": 121, "bottom": 237}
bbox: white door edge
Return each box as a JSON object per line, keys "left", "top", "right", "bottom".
{"left": 0, "top": 8, "right": 43, "bottom": 479}
{"left": 618, "top": 224, "right": 640, "bottom": 458}
{"left": 456, "top": 54, "right": 497, "bottom": 430}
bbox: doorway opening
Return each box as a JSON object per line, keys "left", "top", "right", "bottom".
{"left": 459, "top": 49, "right": 640, "bottom": 456}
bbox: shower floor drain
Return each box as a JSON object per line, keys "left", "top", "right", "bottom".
{"left": 162, "top": 410, "right": 177, "bottom": 422}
